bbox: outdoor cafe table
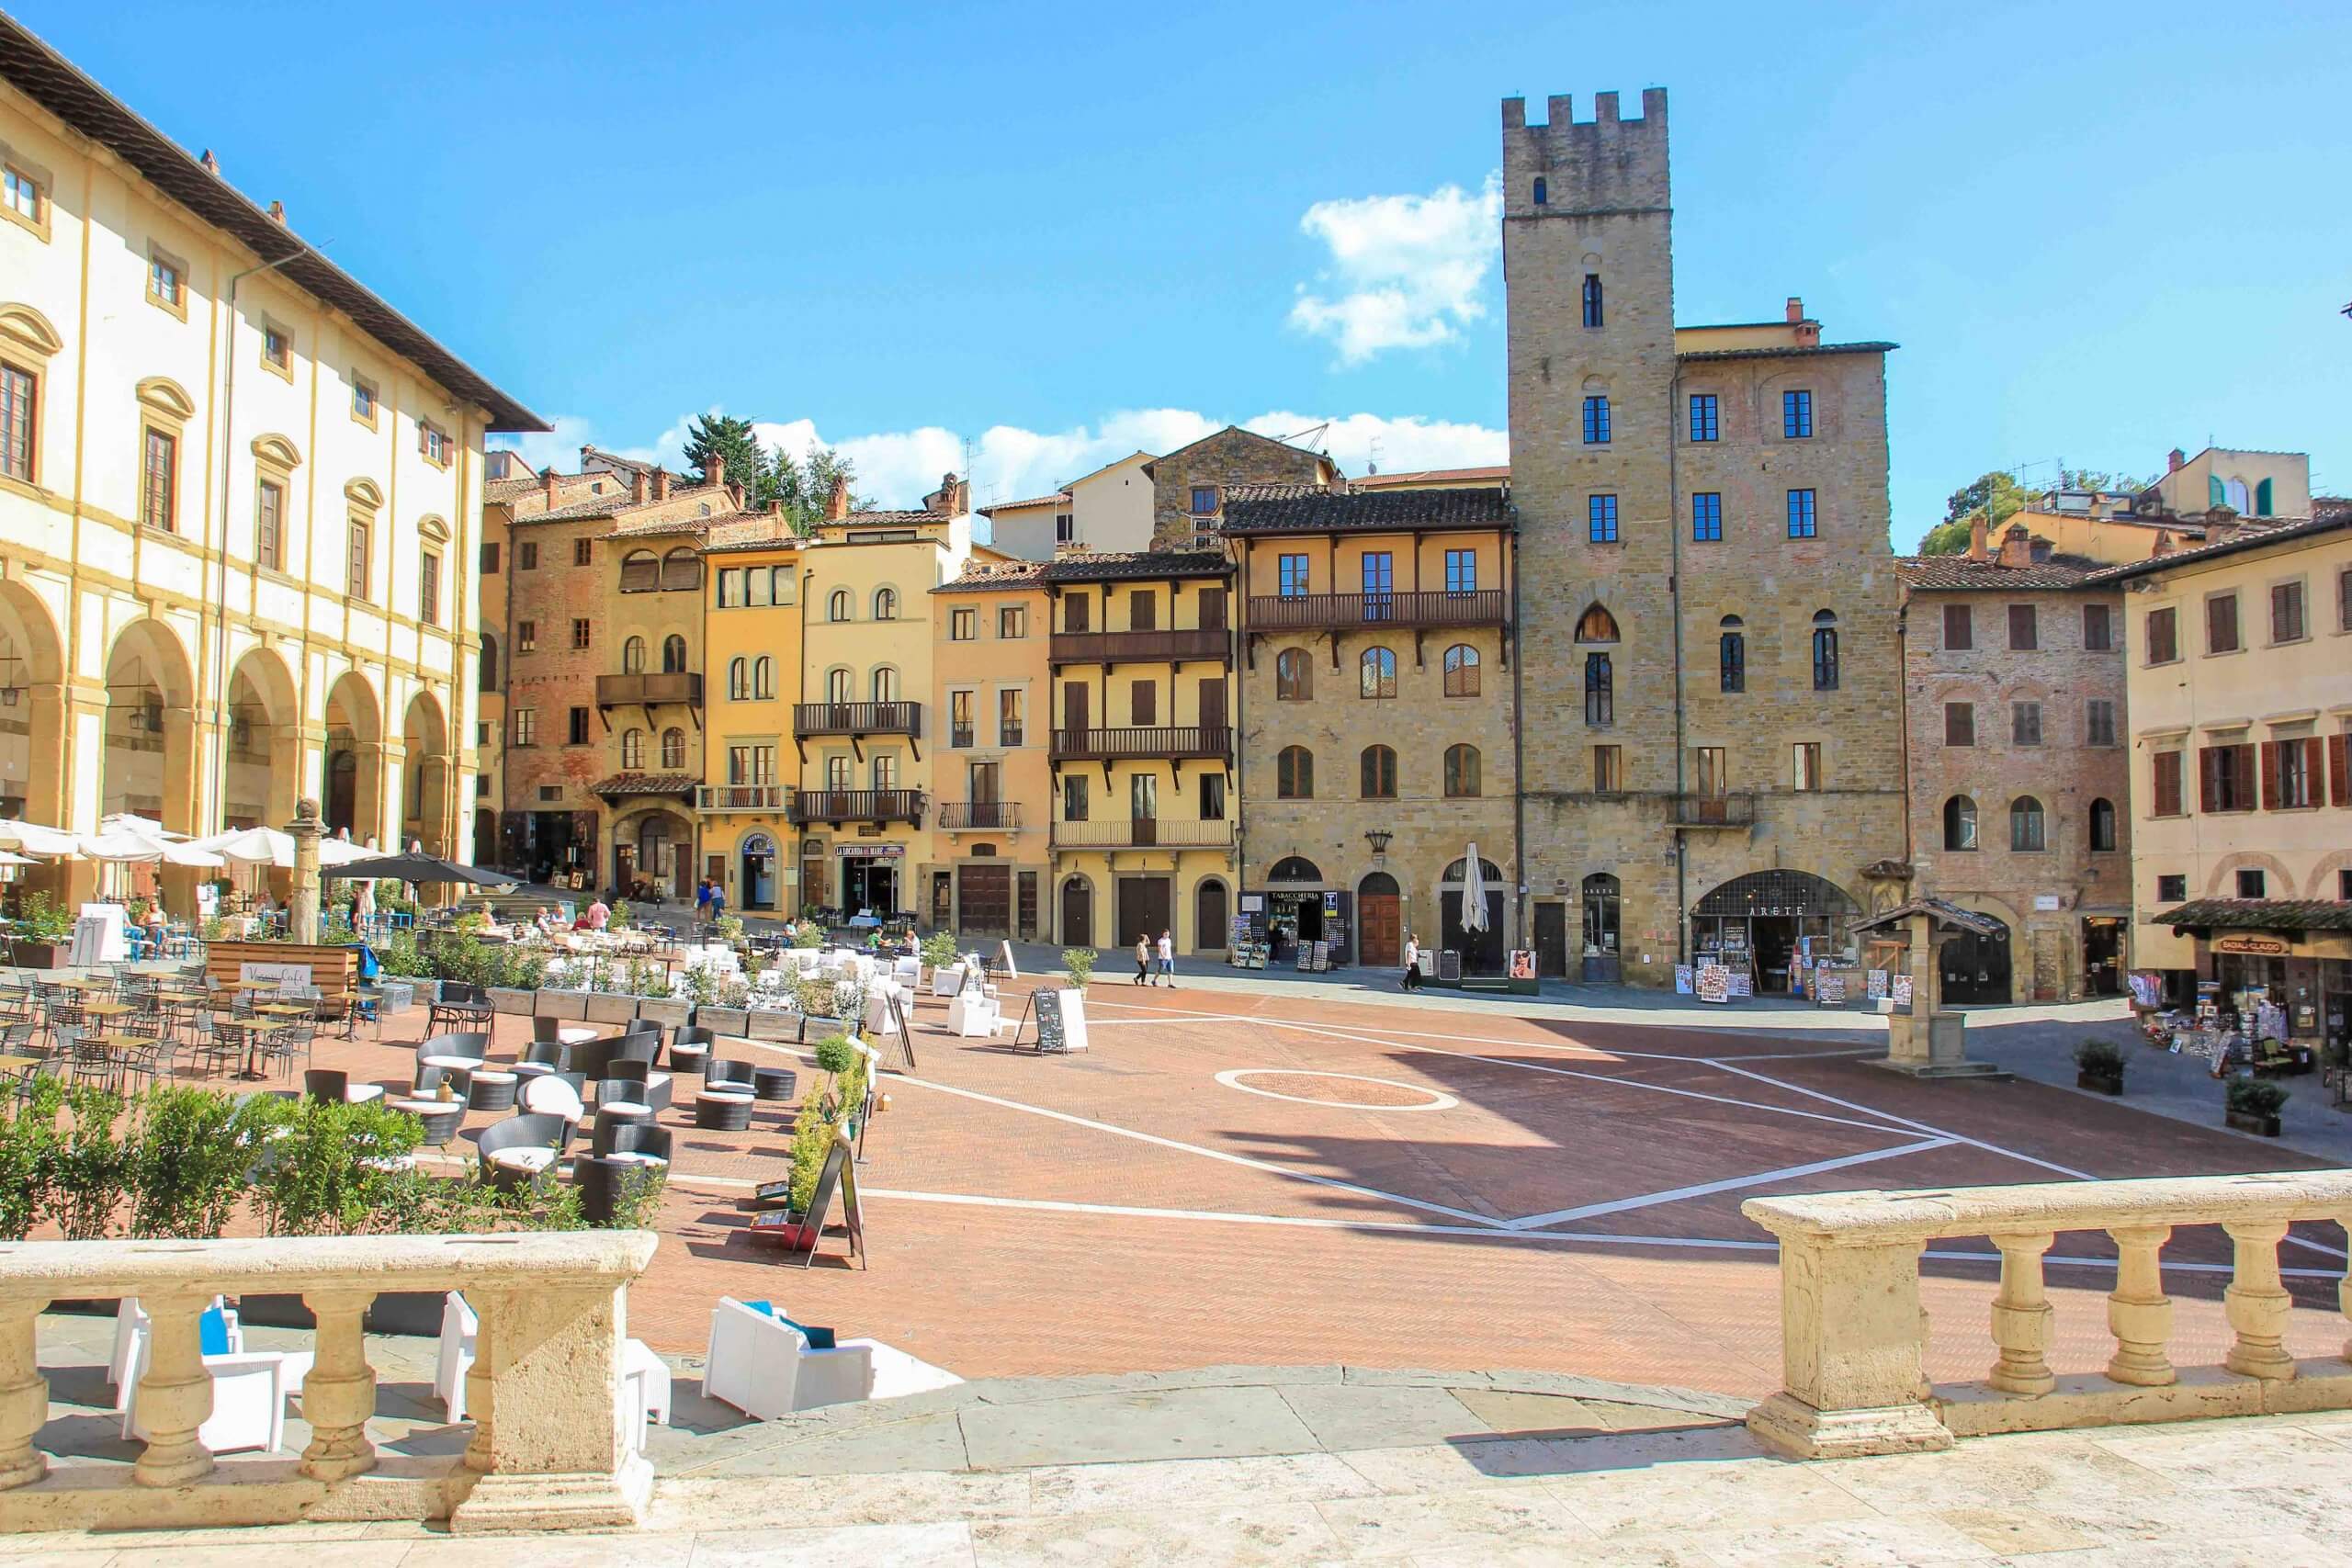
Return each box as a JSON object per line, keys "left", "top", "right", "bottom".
{"left": 208, "top": 1014, "right": 272, "bottom": 1078}
{"left": 79, "top": 999, "right": 134, "bottom": 1022}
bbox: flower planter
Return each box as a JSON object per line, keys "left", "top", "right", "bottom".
{"left": 697, "top": 1006, "right": 750, "bottom": 1038}
{"left": 534, "top": 988, "right": 591, "bottom": 1021}
{"left": 6, "top": 940, "right": 68, "bottom": 969}
{"left": 747, "top": 1008, "right": 799, "bottom": 1042}
{"left": 799, "top": 1014, "right": 848, "bottom": 1045}
{"left": 2076, "top": 1068, "right": 2124, "bottom": 1096}
{"left": 750, "top": 1212, "right": 820, "bottom": 1251}
{"left": 637, "top": 997, "right": 693, "bottom": 1030}
{"left": 2225, "top": 1110, "right": 2282, "bottom": 1137}
{"left": 487, "top": 987, "right": 536, "bottom": 1016}
{"left": 584, "top": 992, "right": 641, "bottom": 1026}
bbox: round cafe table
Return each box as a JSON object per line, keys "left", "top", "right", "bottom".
{"left": 389, "top": 1097, "right": 464, "bottom": 1145}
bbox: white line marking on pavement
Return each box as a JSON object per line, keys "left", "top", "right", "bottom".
{"left": 1703, "top": 1059, "right": 2094, "bottom": 1180}
{"left": 1505, "top": 1140, "right": 1955, "bottom": 1229}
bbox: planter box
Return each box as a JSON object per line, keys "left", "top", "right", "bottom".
{"left": 800, "top": 1014, "right": 848, "bottom": 1045}
{"left": 747, "top": 1008, "right": 799, "bottom": 1042}
{"left": 2225, "top": 1109, "right": 2283, "bottom": 1137}
{"left": 584, "top": 992, "right": 640, "bottom": 1026}
{"left": 697, "top": 1006, "right": 749, "bottom": 1038}
{"left": 487, "top": 987, "right": 536, "bottom": 1016}
{"left": 534, "top": 988, "right": 591, "bottom": 1021}
{"left": 6, "top": 940, "right": 68, "bottom": 969}
{"left": 2076, "top": 1068, "right": 2124, "bottom": 1096}
{"left": 637, "top": 998, "right": 693, "bottom": 1030}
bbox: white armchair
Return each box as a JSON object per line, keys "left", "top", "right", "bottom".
{"left": 116, "top": 1303, "right": 311, "bottom": 1457}
{"left": 703, "top": 1296, "right": 874, "bottom": 1417}
{"left": 108, "top": 1295, "right": 242, "bottom": 1389}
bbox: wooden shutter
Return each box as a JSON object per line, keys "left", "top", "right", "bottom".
{"left": 2259, "top": 741, "right": 2280, "bottom": 810}
{"left": 2233, "top": 745, "right": 2257, "bottom": 809}
{"left": 2208, "top": 474, "right": 2225, "bottom": 507}
{"left": 2256, "top": 478, "right": 2274, "bottom": 515}
{"left": 2153, "top": 751, "right": 2181, "bottom": 818}
{"left": 1130, "top": 679, "right": 1156, "bottom": 726}
{"left": 2198, "top": 748, "right": 2219, "bottom": 814}
{"left": 2331, "top": 735, "right": 2350, "bottom": 807}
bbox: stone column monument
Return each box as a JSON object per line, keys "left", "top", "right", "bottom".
{"left": 1859, "top": 899, "right": 2005, "bottom": 1080}
{"left": 288, "top": 796, "right": 323, "bottom": 946}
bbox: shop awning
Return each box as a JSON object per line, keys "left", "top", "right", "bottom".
{"left": 2155, "top": 900, "right": 2352, "bottom": 936}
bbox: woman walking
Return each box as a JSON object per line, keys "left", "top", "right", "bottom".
{"left": 1401, "top": 933, "right": 1422, "bottom": 992}
{"left": 1135, "top": 933, "right": 1152, "bottom": 985}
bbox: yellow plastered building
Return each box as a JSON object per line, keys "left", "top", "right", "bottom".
{"left": 929, "top": 559, "right": 1052, "bottom": 938}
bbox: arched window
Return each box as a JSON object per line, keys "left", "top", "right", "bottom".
{"left": 1268, "top": 855, "right": 1323, "bottom": 882}
{"left": 727, "top": 657, "right": 749, "bottom": 700}
{"left": 1276, "top": 745, "right": 1313, "bottom": 798}
{"left": 620, "top": 728, "right": 645, "bottom": 770}
{"left": 1576, "top": 604, "right": 1620, "bottom": 642}
{"left": 1581, "top": 272, "right": 1603, "bottom": 328}
{"left": 1442, "top": 644, "right": 1480, "bottom": 696}
{"left": 2089, "top": 796, "right": 2118, "bottom": 852}
{"left": 1584, "top": 652, "right": 1613, "bottom": 726}
{"left": 1442, "top": 856, "right": 1504, "bottom": 882}
{"left": 2009, "top": 795, "right": 2045, "bottom": 852}
{"left": 1719, "top": 615, "right": 1745, "bottom": 694}
{"left": 662, "top": 728, "right": 686, "bottom": 770}
{"left": 662, "top": 634, "right": 687, "bottom": 673}
{"left": 1942, "top": 795, "right": 1977, "bottom": 851}
{"left": 1812, "top": 610, "right": 1838, "bottom": 691}
{"left": 874, "top": 586, "right": 898, "bottom": 620}
{"left": 1444, "top": 744, "right": 1481, "bottom": 797}
{"left": 872, "top": 666, "right": 899, "bottom": 703}
{"left": 661, "top": 547, "right": 700, "bottom": 591}
{"left": 620, "top": 549, "right": 658, "bottom": 592}
{"left": 622, "top": 635, "right": 646, "bottom": 674}
{"left": 1532, "top": 176, "right": 1548, "bottom": 207}
{"left": 1359, "top": 745, "right": 1396, "bottom": 799}
{"left": 1360, "top": 646, "right": 1396, "bottom": 699}
{"left": 753, "top": 655, "right": 775, "bottom": 700}
{"left": 824, "top": 667, "right": 851, "bottom": 704}
{"left": 478, "top": 634, "right": 498, "bottom": 694}
{"left": 1275, "top": 648, "right": 1312, "bottom": 700}
{"left": 828, "top": 588, "right": 851, "bottom": 622}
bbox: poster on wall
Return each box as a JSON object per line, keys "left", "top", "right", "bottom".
{"left": 1696, "top": 964, "right": 1731, "bottom": 1004}
{"left": 1892, "top": 973, "right": 1914, "bottom": 1007}
{"left": 1866, "top": 969, "right": 1888, "bottom": 1000}
{"left": 1815, "top": 971, "right": 1847, "bottom": 1007}
{"left": 1509, "top": 951, "right": 1536, "bottom": 980}
{"left": 1674, "top": 964, "right": 1694, "bottom": 995}
{"left": 1239, "top": 894, "right": 1263, "bottom": 913}
{"left": 1321, "top": 890, "right": 1339, "bottom": 914}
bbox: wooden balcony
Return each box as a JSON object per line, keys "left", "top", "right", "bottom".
{"left": 1052, "top": 817, "right": 1231, "bottom": 849}
{"left": 793, "top": 700, "right": 922, "bottom": 738}
{"left": 1048, "top": 627, "right": 1229, "bottom": 665}
{"left": 595, "top": 671, "right": 702, "bottom": 707}
{"left": 696, "top": 784, "right": 788, "bottom": 812}
{"left": 1668, "top": 792, "right": 1758, "bottom": 829}
{"left": 1247, "top": 589, "right": 1507, "bottom": 632}
{"left": 938, "top": 801, "right": 1023, "bottom": 830}
{"left": 1050, "top": 725, "right": 1231, "bottom": 762}
{"left": 788, "top": 788, "right": 925, "bottom": 825}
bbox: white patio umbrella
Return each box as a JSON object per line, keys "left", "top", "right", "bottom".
{"left": 0, "top": 818, "right": 81, "bottom": 857}
{"left": 195, "top": 826, "right": 384, "bottom": 869}
{"left": 1459, "top": 842, "right": 1490, "bottom": 933}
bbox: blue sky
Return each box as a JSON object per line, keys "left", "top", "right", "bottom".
{"left": 23, "top": 0, "right": 2348, "bottom": 543}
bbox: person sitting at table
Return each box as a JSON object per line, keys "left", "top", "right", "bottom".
{"left": 582, "top": 897, "right": 610, "bottom": 931}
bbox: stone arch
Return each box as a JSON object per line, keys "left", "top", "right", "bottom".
{"left": 322, "top": 669, "right": 384, "bottom": 842}
{"left": 1058, "top": 872, "right": 1097, "bottom": 947}
{"left": 248, "top": 433, "right": 303, "bottom": 470}
{"left": 222, "top": 644, "right": 301, "bottom": 829}
{"left": 135, "top": 377, "right": 198, "bottom": 423}
{"left": 401, "top": 689, "right": 450, "bottom": 853}
{"left": 2205, "top": 850, "right": 2296, "bottom": 900}
{"left": 100, "top": 618, "right": 198, "bottom": 834}
{"left": 2304, "top": 848, "right": 2352, "bottom": 900}
{"left": 0, "top": 580, "right": 66, "bottom": 825}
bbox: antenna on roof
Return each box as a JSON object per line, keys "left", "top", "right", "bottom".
{"left": 1279, "top": 422, "right": 1330, "bottom": 452}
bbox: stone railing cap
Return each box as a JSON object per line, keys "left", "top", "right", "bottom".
{"left": 0, "top": 1229, "right": 658, "bottom": 1300}
{"left": 1743, "top": 1172, "right": 2352, "bottom": 1244}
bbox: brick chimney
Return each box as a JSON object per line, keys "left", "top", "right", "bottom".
{"left": 1785, "top": 296, "right": 1804, "bottom": 322}
{"left": 1967, "top": 513, "right": 1989, "bottom": 561}
{"left": 708, "top": 454, "right": 726, "bottom": 493}
{"left": 825, "top": 474, "right": 851, "bottom": 522}
{"left": 266, "top": 199, "right": 287, "bottom": 225}
{"left": 652, "top": 468, "right": 670, "bottom": 502}
{"left": 542, "top": 468, "right": 561, "bottom": 511}
{"left": 632, "top": 469, "right": 649, "bottom": 505}
{"left": 2167, "top": 447, "right": 2185, "bottom": 473}
{"left": 1997, "top": 525, "right": 2033, "bottom": 569}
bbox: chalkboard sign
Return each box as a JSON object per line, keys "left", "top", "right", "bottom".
{"left": 798, "top": 1129, "right": 865, "bottom": 1269}
{"left": 1017, "top": 987, "right": 1090, "bottom": 1054}
{"left": 1438, "top": 949, "right": 1463, "bottom": 982}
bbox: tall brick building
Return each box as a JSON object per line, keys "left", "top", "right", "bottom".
{"left": 1504, "top": 90, "right": 1908, "bottom": 987}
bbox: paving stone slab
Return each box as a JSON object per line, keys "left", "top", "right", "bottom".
{"left": 1275, "top": 1382, "right": 1489, "bottom": 1451}
{"left": 959, "top": 1384, "right": 1321, "bottom": 1471}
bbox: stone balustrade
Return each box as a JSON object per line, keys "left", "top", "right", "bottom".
{"left": 0, "top": 1230, "right": 657, "bottom": 1534}
{"left": 1743, "top": 1171, "right": 2352, "bottom": 1459}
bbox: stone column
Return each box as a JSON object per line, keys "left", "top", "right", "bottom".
{"left": 130, "top": 1292, "right": 216, "bottom": 1487}
{"left": 0, "top": 1297, "right": 50, "bottom": 1489}
{"left": 1744, "top": 1228, "right": 1954, "bottom": 1459}
{"left": 2108, "top": 1224, "right": 2176, "bottom": 1386}
{"left": 298, "top": 1288, "right": 379, "bottom": 1481}
{"left": 288, "top": 796, "right": 323, "bottom": 945}
{"left": 2223, "top": 1220, "right": 2297, "bottom": 1381}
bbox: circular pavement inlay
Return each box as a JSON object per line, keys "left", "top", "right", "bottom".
{"left": 1216, "top": 1068, "right": 1460, "bottom": 1112}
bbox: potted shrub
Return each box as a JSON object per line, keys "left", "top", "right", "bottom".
{"left": 2074, "top": 1039, "right": 2126, "bottom": 1096}
{"left": 920, "top": 930, "right": 959, "bottom": 978}
{"left": 7, "top": 892, "right": 76, "bottom": 969}
{"left": 2224, "top": 1077, "right": 2289, "bottom": 1137}
{"left": 1062, "top": 947, "right": 1097, "bottom": 989}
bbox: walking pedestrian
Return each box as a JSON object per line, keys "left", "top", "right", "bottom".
{"left": 695, "top": 878, "right": 712, "bottom": 924}
{"left": 1134, "top": 933, "right": 1151, "bottom": 985}
{"left": 1156, "top": 929, "right": 1176, "bottom": 987}
{"left": 1402, "top": 933, "right": 1422, "bottom": 992}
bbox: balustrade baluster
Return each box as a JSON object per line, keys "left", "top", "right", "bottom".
{"left": 0, "top": 1297, "right": 49, "bottom": 1489}
{"left": 2105, "top": 1224, "right": 2176, "bottom": 1386}
{"left": 463, "top": 1290, "right": 502, "bottom": 1472}
{"left": 130, "top": 1291, "right": 216, "bottom": 1487}
{"left": 2223, "top": 1220, "right": 2297, "bottom": 1380}
{"left": 299, "top": 1288, "right": 379, "bottom": 1481}
{"left": 1986, "top": 1230, "right": 2056, "bottom": 1394}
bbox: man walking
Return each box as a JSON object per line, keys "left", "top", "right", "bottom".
{"left": 1156, "top": 929, "right": 1176, "bottom": 987}
{"left": 1402, "top": 933, "right": 1422, "bottom": 992}
{"left": 695, "top": 878, "right": 712, "bottom": 926}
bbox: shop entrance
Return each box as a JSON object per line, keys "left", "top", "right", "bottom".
{"left": 1939, "top": 922, "right": 2012, "bottom": 1005}
{"left": 959, "top": 864, "right": 1012, "bottom": 935}
{"left": 1533, "top": 902, "right": 1570, "bottom": 976}
{"left": 1263, "top": 857, "right": 1325, "bottom": 964}
{"left": 1060, "top": 876, "right": 1093, "bottom": 946}
{"left": 1690, "top": 870, "right": 1861, "bottom": 995}
{"left": 740, "top": 832, "right": 778, "bottom": 910}
{"left": 2082, "top": 918, "right": 2123, "bottom": 997}
{"left": 1356, "top": 873, "right": 1400, "bottom": 967}
{"left": 1437, "top": 855, "right": 1506, "bottom": 976}
{"left": 1117, "top": 875, "right": 1171, "bottom": 950}
{"left": 842, "top": 852, "right": 899, "bottom": 917}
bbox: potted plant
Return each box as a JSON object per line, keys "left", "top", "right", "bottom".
{"left": 698, "top": 976, "right": 751, "bottom": 1039}
{"left": 582, "top": 959, "right": 642, "bottom": 1026}
{"left": 7, "top": 892, "right": 75, "bottom": 969}
{"left": 2074, "top": 1038, "right": 2126, "bottom": 1096}
{"left": 635, "top": 961, "right": 692, "bottom": 1031}
{"left": 1062, "top": 946, "right": 1097, "bottom": 989}
{"left": 2224, "top": 1077, "right": 2289, "bottom": 1137}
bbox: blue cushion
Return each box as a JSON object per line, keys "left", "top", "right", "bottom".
{"left": 741, "top": 1299, "right": 775, "bottom": 1317}
{"left": 739, "top": 1300, "right": 834, "bottom": 1348}
{"left": 199, "top": 1307, "right": 230, "bottom": 1357}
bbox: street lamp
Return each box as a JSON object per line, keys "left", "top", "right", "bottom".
{"left": 1365, "top": 829, "right": 1393, "bottom": 855}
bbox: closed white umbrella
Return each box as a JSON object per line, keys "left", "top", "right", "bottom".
{"left": 1459, "top": 842, "right": 1489, "bottom": 933}
{"left": 0, "top": 818, "right": 82, "bottom": 857}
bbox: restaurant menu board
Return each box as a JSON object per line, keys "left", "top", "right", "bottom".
{"left": 1026, "top": 987, "right": 1091, "bottom": 1054}
{"left": 1696, "top": 964, "right": 1732, "bottom": 1004}
{"left": 999, "top": 941, "right": 1019, "bottom": 978}
{"left": 796, "top": 1130, "right": 865, "bottom": 1269}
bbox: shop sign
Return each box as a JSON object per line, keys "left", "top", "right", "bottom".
{"left": 2033, "top": 895, "right": 2061, "bottom": 911}
{"left": 1239, "top": 894, "right": 1264, "bottom": 912}
{"left": 2213, "top": 934, "right": 2290, "bottom": 956}
{"left": 840, "top": 844, "right": 905, "bottom": 859}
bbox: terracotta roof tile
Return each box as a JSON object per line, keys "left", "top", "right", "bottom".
{"left": 515, "top": 483, "right": 730, "bottom": 526}
{"left": 933, "top": 559, "right": 1049, "bottom": 594}
{"left": 590, "top": 773, "right": 699, "bottom": 798}
{"left": 1041, "top": 550, "right": 1229, "bottom": 582}
{"left": 978, "top": 491, "right": 1069, "bottom": 514}
{"left": 1677, "top": 340, "right": 1899, "bottom": 363}
{"left": 2084, "top": 512, "right": 2352, "bottom": 584}
{"left": 1221, "top": 484, "right": 1510, "bottom": 535}
{"left": 2154, "top": 899, "right": 2352, "bottom": 934}
{"left": 1894, "top": 554, "right": 2108, "bottom": 592}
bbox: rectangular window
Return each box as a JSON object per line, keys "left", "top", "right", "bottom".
{"left": 1782, "top": 389, "right": 1813, "bottom": 438}
{"left": 346, "top": 520, "right": 370, "bottom": 598}
{"left": 418, "top": 421, "right": 449, "bottom": 467}
{"left": 571, "top": 618, "right": 590, "bottom": 650}
{"left": 573, "top": 537, "right": 593, "bottom": 567}
{"left": 2152, "top": 750, "right": 2184, "bottom": 817}
{"left": 999, "top": 604, "right": 1027, "bottom": 638}
{"left": 2341, "top": 568, "right": 2352, "bottom": 633}
{"left": 262, "top": 324, "right": 291, "bottom": 372}
{"left": 2, "top": 164, "right": 39, "bottom": 225}
{"left": 1942, "top": 603, "right": 1973, "bottom": 649}
{"left": 1691, "top": 492, "right": 1722, "bottom": 542}
{"left": 1581, "top": 273, "right": 1603, "bottom": 327}
{"left": 1361, "top": 551, "right": 1394, "bottom": 596}
{"left": 517, "top": 540, "right": 538, "bottom": 570}
{"left": 1444, "top": 549, "right": 1476, "bottom": 592}
{"left": 1061, "top": 773, "right": 1088, "bottom": 822}
{"left": 2085, "top": 699, "right": 2116, "bottom": 747}
{"left": 516, "top": 619, "right": 536, "bottom": 652}
{"left": 949, "top": 606, "right": 975, "bottom": 640}
{"left": 0, "top": 363, "right": 33, "bottom": 481}
{"left": 1592, "top": 744, "right": 1623, "bottom": 794}
{"left": 1694, "top": 746, "right": 1726, "bottom": 796}
{"left": 1063, "top": 594, "right": 1090, "bottom": 632}
{"left": 568, "top": 707, "right": 589, "bottom": 746}
{"left": 254, "top": 479, "right": 283, "bottom": 570}
{"left": 1588, "top": 493, "right": 1618, "bottom": 544}
{"left": 480, "top": 540, "right": 500, "bottom": 574}
{"left": 141, "top": 427, "right": 175, "bottom": 531}
{"left": 1189, "top": 485, "right": 1218, "bottom": 517}
{"left": 2236, "top": 867, "right": 2266, "bottom": 899}
{"left": 2007, "top": 604, "right": 2037, "bottom": 649}
{"left": 511, "top": 708, "right": 536, "bottom": 746}
{"left": 2144, "top": 605, "right": 2177, "bottom": 663}
{"left": 1944, "top": 702, "right": 1974, "bottom": 747}
{"left": 1785, "top": 489, "right": 1817, "bottom": 538}
{"left": 2082, "top": 603, "right": 2111, "bottom": 650}
{"left": 1199, "top": 773, "right": 1226, "bottom": 819}
{"left": 999, "top": 688, "right": 1023, "bottom": 746}
{"left": 717, "top": 569, "right": 742, "bottom": 608}
{"left": 1129, "top": 588, "right": 1156, "bottom": 630}
{"left": 2206, "top": 592, "right": 2239, "bottom": 654}
{"left": 746, "top": 567, "right": 773, "bottom": 606}
{"left": 1130, "top": 679, "right": 1156, "bottom": 725}
{"left": 2271, "top": 738, "right": 2318, "bottom": 809}
{"left": 1581, "top": 395, "right": 1611, "bottom": 445}
{"left": 420, "top": 549, "right": 441, "bottom": 626}
{"left": 2012, "top": 702, "right": 2042, "bottom": 746}
{"left": 351, "top": 378, "right": 377, "bottom": 423}
{"left": 1277, "top": 554, "right": 1310, "bottom": 597}
{"left": 1792, "top": 742, "right": 1822, "bottom": 792}
{"left": 147, "top": 252, "right": 183, "bottom": 310}
{"left": 2271, "top": 581, "right": 2306, "bottom": 643}
{"left": 949, "top": 690, "right": 973, "bottom": 747}
{"left": 2199, "top": 742, "right": 2256, "bottom": 812}
{"left": 2155, "top": 873, "right": 2187, "bottom": 904}
{"left": 1688, "top": 393, "right": 1719, "bottom": 443}
{"left": 1055, "top": 512, "right": 1075, "bottom": 543}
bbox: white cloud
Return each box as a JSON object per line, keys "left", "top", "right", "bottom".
{"left": 509, "top": 406, "right": 1507, "bottom": 512}
{"left": 1288, "top": 175, "right": 1501, "bottom": 365}
{"left": 489, "top": 412, "right": 659, "bottom": 474}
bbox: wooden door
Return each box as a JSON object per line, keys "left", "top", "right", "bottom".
{"left": 1117, "top": 876, "right": 1171, "bottom": 950}
{"left": 1060, "top": 876, "right": 1092, "bottom": 946}
{"left": 957, "top": 865, "right": 1012, "bottom": 934}
{"left": 1358, "top": 892, "right": 1401, "bottom": 967}
{"left": 1063, "top": 681, "right": 1089, "bottom": 740}
{"left": 1198, "top": 677, "right": 1227, "bottom": 734}
{"left": 1534, "top": 903, "right": 1570, "bottom": 976}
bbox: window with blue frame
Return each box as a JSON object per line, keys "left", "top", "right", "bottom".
{"left": 1786, "top": 489, "right": 1817, "bottom": 538}
{"left": 1589, "top": 493, "right": 1619, "bottom": 544}
{"left": 1692, "top": 492, "right": 1723, "bottom": 541}
{"left": 1688, "top": 393, "right": 1719, "bottom": 443}
{"left": 1782, "top": 389, "right": 1813, "bottom": 438}
{"left": 1532, "top": 176, "right": 1548, "bottom": 206}
{"left": 1581, "top": 396, "right": 1611, "bottom": 445}
{"left": 1443, "top": 549, "right": 1476, "bottom": 593}
{"left": 1278, "top": 553, "right": 1310, "bottom": 596}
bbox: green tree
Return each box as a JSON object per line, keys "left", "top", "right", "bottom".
{"left": 1922, "top": 467, "right": 2154, "bottom": 555}
{"left": 682, "top": 413, "right": 764, "bottom": 503}
{"left": 763, "top": 445, "right": 870, "bottom": 536}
